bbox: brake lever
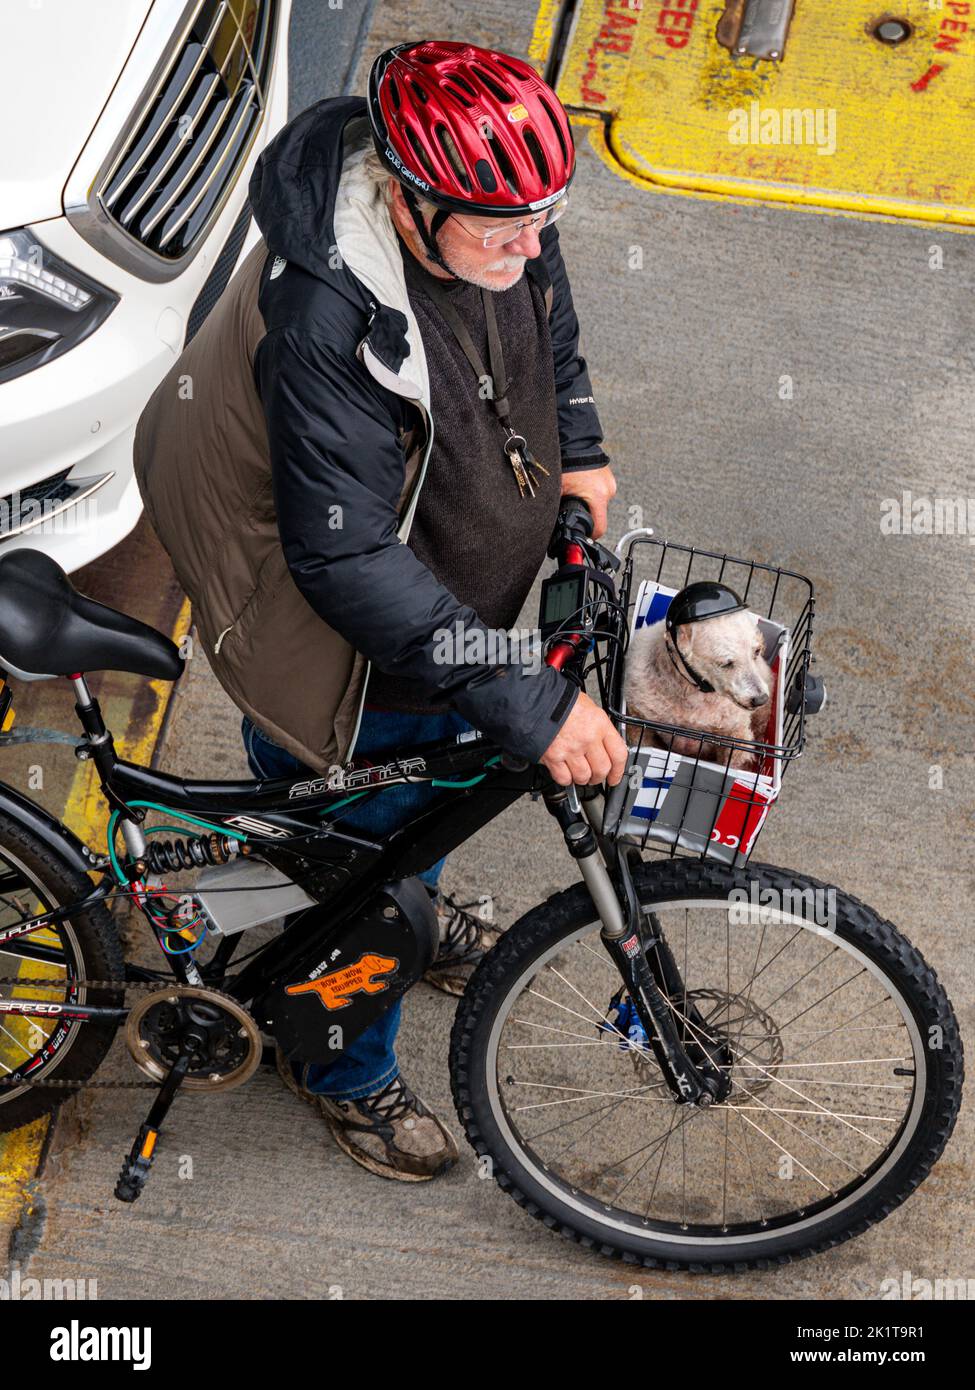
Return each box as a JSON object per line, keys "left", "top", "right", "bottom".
{"left": 590, "top": 538, "right": 621, "bottom": 572}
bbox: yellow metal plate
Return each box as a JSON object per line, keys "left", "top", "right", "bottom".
{"left": 553, "top": 0, "right": 975, "bottom": 225}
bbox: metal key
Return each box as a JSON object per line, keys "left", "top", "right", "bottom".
{"left": 504, "top": 435, "right": 533, "bottom": 498}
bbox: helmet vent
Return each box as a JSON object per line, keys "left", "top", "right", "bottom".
{"left": 537, "top": 92, "right": 569, "bottom": 166}
{"left": 497, "top": 60, "right": 529, "bottom": 80}
{"left": 447, "top": 73, "right": 478, "bottom": 98}
{"left": 435, "top": 124, "right": 472, "bottom": 191}
{"left": 522, "top": 126, "right": 550, "bottom": 186}
{"left": 442, "top": 82, "right": 474, "bottom": 109}
{"left": 470, "top": 64, "right": 515, "bottom": 103}
{"left": 473, "top": 157, "right": 498, "bottom": 194}
{"left": 388, "top": 76, "right": 401, "bottom": 111}
{"left": 409, "top": 80, "right": 429, "bottom": 104}
{"left": 485, "top": 132, "right": 520, "bottom": 196}
{"left": 405, "top": 125, "right": 439, "bottom": 184}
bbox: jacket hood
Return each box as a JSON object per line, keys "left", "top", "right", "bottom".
{"left": 249, "top": 95, "right": 429, "bottom": 406}
{"left": 249, "top": 95, "right": 365, "bottom": 281}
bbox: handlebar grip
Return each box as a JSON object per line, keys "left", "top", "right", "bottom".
{"left": 547, "top": 494, "right": 594, "bottom": 561}
{"left": 561, "top": 495, "right": 594, "bottom": 538}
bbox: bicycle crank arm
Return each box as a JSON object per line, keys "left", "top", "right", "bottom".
{"left": 115, "top": 1048, "right": 192, "bottom": 1203}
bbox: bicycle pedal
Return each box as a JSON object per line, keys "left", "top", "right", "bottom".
{"left": 114, "top": 1124, "right": 158, "bottom": 1203}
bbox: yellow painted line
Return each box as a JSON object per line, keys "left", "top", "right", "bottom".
{"left": 0, "top": 1120, "right": 47, "bottom": 1226}
{"left": 0, "top": 596, "right": 192, "bottom": 1248}
{"left": 528, "top": 0, "right": 564, "bottom": 66}
{"left": 546, "top": 0, "right": 975, "bottom": 228}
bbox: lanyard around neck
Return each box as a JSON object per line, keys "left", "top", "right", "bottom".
{"left": 402, "top": 244, "right": 548, "bottom": 497}
{"left": 405, "top": 256, "right": 512, "bottom": 431}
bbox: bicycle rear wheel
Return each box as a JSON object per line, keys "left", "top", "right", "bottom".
{"left": 450, "top": 859, "right": 962, "bottom": 1271}
{"left": 0, "top": 813, "right": 124, "bottom": 1133}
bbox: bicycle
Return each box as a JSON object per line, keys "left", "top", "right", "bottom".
{"left": 0, "top": 502, "right": 962, "bottom": 1271}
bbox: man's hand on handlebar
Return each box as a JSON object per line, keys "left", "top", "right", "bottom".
{"left": 540, "top": 690, "right": 628, "bottom": 788}
{"left": 559, "top": 466, "right": 617, "bottom": 540}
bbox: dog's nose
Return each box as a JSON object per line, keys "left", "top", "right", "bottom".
{"left": 749, "top": 693, "right": 769, "bottom": 708}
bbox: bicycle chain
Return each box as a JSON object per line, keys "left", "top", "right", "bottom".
{"left": 0, "top": 975, "right": 196, "bottom": 1090}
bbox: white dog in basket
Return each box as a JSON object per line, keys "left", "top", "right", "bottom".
{"left": 623, "top": 581, "right": 773, "bottom": 773}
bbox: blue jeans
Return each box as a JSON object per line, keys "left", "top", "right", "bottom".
{"left": 241, "top": 707, "right": 472, "bottom": 1099}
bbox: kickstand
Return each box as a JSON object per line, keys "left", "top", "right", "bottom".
{"left": 114, "top": 1048, "right": 192, "bottom": 1203}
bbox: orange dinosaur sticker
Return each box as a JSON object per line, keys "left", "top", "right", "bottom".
{"left": 285, "top": 953, "right": 399, "bottom": 1011}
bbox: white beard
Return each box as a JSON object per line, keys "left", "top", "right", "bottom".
{"left": 438, "top": 245, "right": 527, "bottom": 291}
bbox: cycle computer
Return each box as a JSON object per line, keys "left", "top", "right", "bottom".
{"left": 539, "top": 569, "right": 587, "bottom": 639}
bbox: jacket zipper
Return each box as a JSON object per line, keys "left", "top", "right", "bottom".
{"left": 343, "top": 403, "right": 435, "bottom": 760}
{"left": 214, "top": 625, "right": 233, "bottom": 655}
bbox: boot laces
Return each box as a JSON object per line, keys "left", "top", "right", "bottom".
{"left": 439, "top": 893, "right": 495, "bottom": 957}
{"left": 359, "top": 1073, "right": 418, "bottom": 1124}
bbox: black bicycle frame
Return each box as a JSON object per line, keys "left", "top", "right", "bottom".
{"left": 101, "top": 728, "right": 541, "bottom": 1007}
{"left": 0, "top": 499, "right": 729, "bottom": 1111}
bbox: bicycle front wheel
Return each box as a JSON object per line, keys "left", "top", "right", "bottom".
{"left": 450, "top": 859, "right": 962, "bottom": 1272}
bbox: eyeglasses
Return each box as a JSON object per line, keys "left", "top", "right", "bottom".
{"left": 448, "top": 195, "right": 569, "bottom": 249}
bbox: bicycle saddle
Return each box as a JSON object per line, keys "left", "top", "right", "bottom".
{"left": 0, "top": 548, "right": 183, "bottom": 682}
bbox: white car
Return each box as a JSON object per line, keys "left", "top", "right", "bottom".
{"left": 0, "top": 0, "right": 291, "bottom": 572}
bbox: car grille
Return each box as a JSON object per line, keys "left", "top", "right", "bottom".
{"left": 96, "top": 0, "right": 276, "bottom": 262}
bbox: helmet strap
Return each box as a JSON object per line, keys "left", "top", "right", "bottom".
{"left": 664, "top": 626, "right": 715, "bottom": 694}
{"left": 401, "top": 186, "right": 457, "bottom": 278}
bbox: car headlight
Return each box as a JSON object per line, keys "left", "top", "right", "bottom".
{"left": 0, "top": 230, "right": 118, "bottom": 384}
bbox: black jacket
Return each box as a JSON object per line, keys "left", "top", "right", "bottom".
{"left": 246, "top": 96, "right": 612, "bottom": 760}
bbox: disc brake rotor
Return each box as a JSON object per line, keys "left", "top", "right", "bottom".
{"left": 124, "top": 986, "right": 262, "bottom": 1093}
{"left": 688, "top": 987, "right": 784, "bottom": 1101}
{"left": 611, "top": 986, "right": 782, "bottom": 1097}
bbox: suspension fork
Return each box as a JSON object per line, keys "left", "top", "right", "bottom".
{"left": 545, "top": 788, "right": 728, "bottom": 1106}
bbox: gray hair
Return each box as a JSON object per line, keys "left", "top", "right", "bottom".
{"left": 359, "top": 143, "right": 438, "bottom": 216}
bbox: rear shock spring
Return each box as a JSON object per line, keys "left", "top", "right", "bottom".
{"left": 142, "top": 833, "right": 238, "bottom": 875}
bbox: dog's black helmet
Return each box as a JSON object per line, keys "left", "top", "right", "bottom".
{"left": 664, "top": 582, "right": 749, "bottom": 693}
{"left": 665, "top": 581, "right": 747, "bottom": 638}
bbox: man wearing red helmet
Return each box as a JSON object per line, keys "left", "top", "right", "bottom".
{"left": 135, "top": 40, "right": 625, "bottom": 1181}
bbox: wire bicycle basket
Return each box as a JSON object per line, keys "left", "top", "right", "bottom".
{"left": 599, "top": 532, "right": 820, "bottom": 866}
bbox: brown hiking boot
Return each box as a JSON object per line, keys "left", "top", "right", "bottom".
{"left": 275, "top": 1047, "right": 459, "bottom": 1181}
{"left": 423, "top": 892, "right": 504, "bottom": 997}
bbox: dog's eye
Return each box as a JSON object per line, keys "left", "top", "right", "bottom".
{"left": 720, "top": 659, "right": 735, "bottom": 669}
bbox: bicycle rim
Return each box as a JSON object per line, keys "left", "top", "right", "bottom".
{"left": 0, "top": 843, "right": 88, "bottom": 1102}
{"left": 483, "top": 897, "right": 928, "bottom": 1250}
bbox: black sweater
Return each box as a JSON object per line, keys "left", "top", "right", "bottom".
{"left": 366, "top": 237, "right": 562, "bottom": 713}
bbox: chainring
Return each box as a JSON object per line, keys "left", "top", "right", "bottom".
{"left": 124, "top": 985, "right": 262, "bottom": 1093}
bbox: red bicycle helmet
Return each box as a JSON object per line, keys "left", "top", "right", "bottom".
{"left": 367, "top": 40, "right": 575, "bottom": 272}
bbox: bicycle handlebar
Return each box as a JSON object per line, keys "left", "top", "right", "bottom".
{"left": 548, "top": 494, "right": 595, "bottom": 566}
{"left": 543, "top": 495, "right": 603, "bottom": 673}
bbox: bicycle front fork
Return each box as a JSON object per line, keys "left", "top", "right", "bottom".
{"left": 545, "top": 785, "right": 731, "bottom": 1107}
